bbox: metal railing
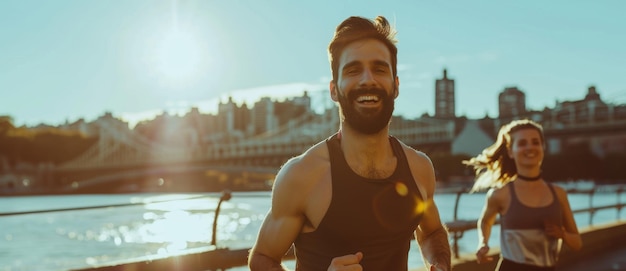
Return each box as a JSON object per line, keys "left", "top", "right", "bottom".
{"left": 3, "top": 185, "right": 625, "bottom": 268}
{"left": 443, "top": 184, "right": 626, "bottom": 258}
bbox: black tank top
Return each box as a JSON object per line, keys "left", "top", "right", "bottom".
{"left": 293, "top": 133, "right": 424, "bottom": 271}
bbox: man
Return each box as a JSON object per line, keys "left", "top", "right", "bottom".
{"left": 248, "top": 15, "right": 451, "bottom": 271}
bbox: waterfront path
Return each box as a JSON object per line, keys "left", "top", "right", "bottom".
{"left": 70, "top": 220, "right": 626, "bottom": 271}
{"left": 411, "top": 220, "right": 626, "bottom": 271}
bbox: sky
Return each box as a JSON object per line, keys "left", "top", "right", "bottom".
{"left": 1, "top": 0, "right": 625, "bottom": 128}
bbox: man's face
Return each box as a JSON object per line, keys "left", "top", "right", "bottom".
{"left": 332, "top": 38, "right": 397, "bottom": 134}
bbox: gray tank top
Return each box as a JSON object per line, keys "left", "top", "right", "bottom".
{"left": 500, "top": 182, "right": 563, "bottom": 267}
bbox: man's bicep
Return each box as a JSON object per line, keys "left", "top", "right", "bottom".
{"left": 416, "top": 198, "right": 445, "bottom": 238}
{"left": 253, "top": 163, "right": 306, "bottom": 261}
{"left": 253, "top": 210, "right": 303, "bottom": 261}
{"left": 410, "top": 152, "right": 441, "bottom": 234}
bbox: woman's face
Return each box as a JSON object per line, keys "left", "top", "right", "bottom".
{"left": 509, "top": 128, "right": 544, "bottom": 169}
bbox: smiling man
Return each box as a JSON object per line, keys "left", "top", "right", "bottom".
{"left": 248, "top": 15, "right": 452, "bottom": 271}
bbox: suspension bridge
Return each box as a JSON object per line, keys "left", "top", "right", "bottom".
{"left": 8, "top": 99, "right": 625, "bottom": 194}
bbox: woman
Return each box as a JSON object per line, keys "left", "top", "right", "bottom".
{"left": 463, "top": 119, "right": 582, "bottom": 271}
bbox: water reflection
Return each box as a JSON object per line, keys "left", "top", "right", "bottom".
{"left": 104, "top": 198, "right": 217, "bottom": 254}
{"left": 0, "top": 191, "right": 623, "bottom": 271}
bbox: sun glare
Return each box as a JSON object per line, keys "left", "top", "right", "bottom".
{"left": 150, "top": 27, "right": 209, "bottom": 86}
{"left": 133, "top": 198, "right": 222, "bottom": 254}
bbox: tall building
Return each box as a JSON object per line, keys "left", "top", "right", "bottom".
{"left": 498, "top": 86, "right": 526, "bottom": 118}
{"left": 275, "top": 91, "right": 311, "bottom": 126}
{"left": 217, "top": 96, "right": 252, "bottom": 136}
{"left": 435, "top": 69, "right": 455, "bottom": 119}
{"left": 217, "top": 96, "right": 236, "bottom": 133}
{"left": 233, "top": 102, "right": 251, "bottom": 134}
{"left": 252, "top": 97, "right": 278, "bottom": 135}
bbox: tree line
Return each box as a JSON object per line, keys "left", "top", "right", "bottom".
{"left": 0, "top": 119, "right": 97, "bottom": 167}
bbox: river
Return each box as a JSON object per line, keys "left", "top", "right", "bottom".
{"left": 1, "top": 185, "right": 624, "bottom": 271}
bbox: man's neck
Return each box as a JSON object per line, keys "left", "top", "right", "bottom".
{"left": 338, "top": 126, "right": 393, "bottom": 164}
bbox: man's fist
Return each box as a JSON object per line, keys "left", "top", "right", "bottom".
{"left": 327, "top": 252, "right": 363, "bottom": 271}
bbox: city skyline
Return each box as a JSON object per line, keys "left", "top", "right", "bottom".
{"left": 1, "top": 0, "right": 625, "bottom": 128}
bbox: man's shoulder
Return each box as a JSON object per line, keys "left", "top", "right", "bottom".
{"left": 291, "top": 140, "right": 328, "bottom": 162}
{"left": 278, "top": 141, "right": 329, "bottom": 176}
{"left": 394, "top": 139, "right": 432, "bottom": 164}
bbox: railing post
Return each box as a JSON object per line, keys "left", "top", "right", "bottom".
{"left": 211, "top": 190, "right": 232, "bottom": 247}
{"left": 617, "top": 186, "right": 624, "bottom": 221}
{"left": 439, "top": 186, "right": 625, "bottom": 262}
{"left": 589, "top": 187, "right": 596, "bottom": 226}
{"left": 453, "top": 189, "right": 464, "bottom": 221}
{"left": 452, "top": 188, "right": 465, "bottom": 259}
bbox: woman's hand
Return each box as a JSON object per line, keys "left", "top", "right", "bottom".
{"left": 544, "top": 222, "right": 565, "bottom": 239}
{"left": 475, "top": 245, "right": 493, "bottom": 264}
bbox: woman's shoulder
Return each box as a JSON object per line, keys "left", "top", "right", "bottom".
{"left": 547, "top": 182, "right": 569, "bottom": 199}
{"left": 486, "top": 184, "right": 511, "bottom": 201}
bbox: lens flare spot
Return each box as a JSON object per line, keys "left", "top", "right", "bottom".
{"left": 395, "top": 182, "right": 408, "bottom": 196}
{"left": 413, "top": 197, "right": 427, "bottom": 216}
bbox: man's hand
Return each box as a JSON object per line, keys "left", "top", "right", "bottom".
{"left": 475, "top": 245, "right": 493, "bottom": 264}
{"left": 327, "top": 252, "right": 363, "bottom": 271}
{"left": 429, "top": 263, "right": 448, "bottom": 271}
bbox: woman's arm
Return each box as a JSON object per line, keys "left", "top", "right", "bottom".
{"left": 476, "top": 188, "right": 501, "bottom": 263}
{"left": 553, "top": 185, "right": 583, "bottom": 251}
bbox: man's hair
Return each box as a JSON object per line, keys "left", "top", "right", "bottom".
{"left": 328, "top": 16, "right": 398, "bottom": 83}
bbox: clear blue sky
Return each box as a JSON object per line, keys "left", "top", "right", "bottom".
{"left": 1, "top": 0, "right": 625, "bottom": 128}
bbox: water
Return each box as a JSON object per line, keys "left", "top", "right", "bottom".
{"left": 0, "top": 189, "right": 624, "bottom": 271}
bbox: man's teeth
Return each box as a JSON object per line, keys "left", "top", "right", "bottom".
{"left": 356, "top": 95, "right": 379, "bottom": 102}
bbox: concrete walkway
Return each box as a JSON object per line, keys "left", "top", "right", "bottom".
{"left": 561, "top": 245, "right": 626, "bottom": 271}
{"left": 410, "top": 221, "right": 626, "bottom": 271}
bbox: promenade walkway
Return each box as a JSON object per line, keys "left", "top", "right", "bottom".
{"left": 72, "top": 220, "right": 626, "bottom": 271}
{"left": 559, "top": 220, "right": 626, "bottom": 271}
{"left": 418, "top": 220, "right": 626, "bottom": 271}
{"left": 61, "top": 186, "right": 625, "bottom": 271}
{"left": 564, "top": 245, "right": 626, "bottom": 271}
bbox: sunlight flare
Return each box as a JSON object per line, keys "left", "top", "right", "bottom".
{"left": 149, "top": 27, "right": 208, "bottom": 85}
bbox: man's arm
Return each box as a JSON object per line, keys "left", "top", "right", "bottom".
{"left": 248, "top": 159, "right": 307, "bottom": 270}
{"left": 415, "top": 200, "right": 452, "bottom": 271}
{"left": 408, "top": 149, "right": 451, "bottom": 271}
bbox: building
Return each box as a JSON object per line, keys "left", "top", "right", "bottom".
{"left": 435, "top": 69, "right": 455, "bottom": 119}
{"left": 451, "top": 120, "right": 494, "bottom": 156}
{"left": 275, "top": 91, "right": 311, "bottom": 127}
{"left": 252, "top": 97, "right": 278, "bottom": 136}
{"left": 217, "top": 97, "right": 236, "bottom": 134}
{"left": 217, "top": 96, "right": 252, "bottom": 137}
{"left": 498, "top": 86, "right": 526, "bottom": 119}
{"left": 542, "top": 85, "right": 626, "bottom": 127}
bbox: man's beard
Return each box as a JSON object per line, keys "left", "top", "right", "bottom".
{"left": 337, "top": 86, "right": 395, "bottom": 135}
